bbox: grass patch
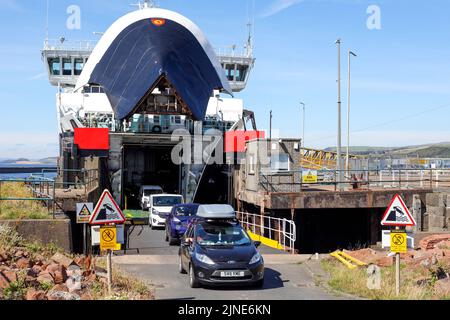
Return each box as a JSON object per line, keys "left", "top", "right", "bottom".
{"left": 322, "top": 258, "right": 436, "bottom": 300}
{"left": 0, "top": 182, "right": 49, "bottom": 220}
{"left": 92, "top": 258, "right": 154, "bottom": 300}
{"left": 3, "top": 279, "right": 27, "bottom": 300}
{"left": 0, "top": 225, "right": 61, "bottom": 260}
{"left": 2, "top": 270, "right": 27, "bottom": 300}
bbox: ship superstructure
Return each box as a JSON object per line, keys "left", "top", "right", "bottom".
{"left": 42, "top": 3, "right": 258, "bottom": 207}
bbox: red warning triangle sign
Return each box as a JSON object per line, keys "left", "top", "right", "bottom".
{"left": 89, "top": 189, "right": 126, "bottom": 225}
{"left": 381, "top": 194, "right": 416, "bottom": 227}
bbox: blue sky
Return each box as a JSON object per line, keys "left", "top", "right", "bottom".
{"left": 0, "top": 0, "right": 450, "bottom": 158}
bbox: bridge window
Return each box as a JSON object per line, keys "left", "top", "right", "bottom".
{"left": 82, "top": 85, "right": 105, "bottom": 93}
{"left": 224, "top": 64, "right": 235, "bottom": 81}
{"left": 48, "top": 58, "right": 60, "bottom": 76}
{"left": 248, "top": 155, "right": 256, "bottom": 175}
{"left": 74, "top": 58, "right": 84, "bottom": 75}
{"left": 236, "top": 65, "right": 248, "bottom": 82}
{"left": 62, "top": 58, "right": 72, "bottom": 76}
{"left": 271, "top": 153, "right": 290, "bottom": 171}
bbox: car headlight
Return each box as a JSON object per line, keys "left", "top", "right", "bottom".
{"left": 195, "top": 253, "right": 215, "bottom": 265}
{"left": 173, "top": 217, "right": 181, "bottom": 223}
{"left": 249, "top": 252, "right": 261, "bottom": 264}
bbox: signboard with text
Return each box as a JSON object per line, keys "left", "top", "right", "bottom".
{"left": 302, "top": 170, "right": 318, "bottom": 184}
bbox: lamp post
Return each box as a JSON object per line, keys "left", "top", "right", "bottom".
{"left": 335, "top": 38, "right": 343, "bottom": 190}
{"left": 346, "top": 50, "right": 357, "bottom": 174}
{"left": 269, "top": 110, "right": 273, "bottom": 141}
{"left": 300, "top": 102, "right": 305, "bottom": 148}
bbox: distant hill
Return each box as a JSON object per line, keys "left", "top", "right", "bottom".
{"left": 38, "top": 157, "right": 58, "bottom": 165}
{"left": 1, "top": 158, "right": 30, "bottom": 164}
{"left": 0, "top": 157, "right": 57, "bottom": 165}
{"left": 325, "top": 142, "right": 450, "bottom": 158}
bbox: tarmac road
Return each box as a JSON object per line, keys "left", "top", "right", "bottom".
{"left": 113, "top": 226, "right": 347, "bottom": 300}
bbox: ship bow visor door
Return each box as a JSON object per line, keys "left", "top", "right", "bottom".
{"left": 74, "top": 128, "right": 109, "bottom": 157}
{"left": 77, "top": 9, "right": 232, "bottom": 121}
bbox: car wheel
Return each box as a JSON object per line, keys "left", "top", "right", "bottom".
{"left": 169, "top": 235, "right": 178, "bottom": 246}
{"left": 254, "top": 278, "right": 264, "bottom": 288}
{"left": 189, "top": 264, "right": 199, "bottom": 288}
{"left": 179, "top": 255, "right": 186, "bottom": 274}
{"left": 165, "top": 228, "right": 169, "bottom": 242}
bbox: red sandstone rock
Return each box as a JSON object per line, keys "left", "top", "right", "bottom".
{"left": 26, "top": 288, "right": 48, "bottom": 300}
{"left": 51, "top": 284, "right": 69, "bottom": 292}
{"left": 53, "top": 266, "right": 67, "bottom": 285}
{"left": 51, "top": 253, "right": 75, "bottom": 268}
{"left": 0, "top": 251, "right": 7, "bottom": 263}
{"left": 420, "top": 234, "right": 450, "bottom": 251}
{"left": 0, "top": 269, "right": 18, "bottom": 289}
{"left": 37, "top": 271, "right": 55, "bottom": 285}
{"left": 80, "top": 292, "right": 93, "bottom": 300}
{"left": 16, "top": 257, "right": 31, "bottom": 269}
{"left": 376, "top": 256, "right": 394, "bottom": 267}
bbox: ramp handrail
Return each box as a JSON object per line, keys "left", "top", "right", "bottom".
{"left": 236, "top": 211, "right": 296, "bottom": 254}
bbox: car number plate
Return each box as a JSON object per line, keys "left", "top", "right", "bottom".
{"left": 220, "top": 271, "right": 245, "bottom": 277}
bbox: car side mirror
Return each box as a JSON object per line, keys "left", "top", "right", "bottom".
{"left": 183, "top": 238, "right": 193, "bottom": 246}
{"left": 254, "top": 241, "right": 261, "bottom": 248}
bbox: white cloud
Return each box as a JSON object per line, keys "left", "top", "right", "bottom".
{"left": 0, "top": 133, "right": 58, "bottom": 159}
{"left": 0, "top": 0, "right": 24, "bottom": 13}
{"left": 28, "top": 72, "right": 47, "bottom": 81}
{"left": 260, "top": 0, "right": 304, "bottom": 18}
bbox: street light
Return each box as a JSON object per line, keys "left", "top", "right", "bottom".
{"left": 300, "top": 102, "right": 305, "bottom": 148}
{"left": 335, "top": 38, "right": 343, "bottom": 190}
{"left": 346, "top": 50, "right": 357, "bottom": 174}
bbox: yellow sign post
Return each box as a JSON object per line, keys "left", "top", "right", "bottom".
{"left": 100, "top": 226, "right": 117, "bottom": 251}
{"left": 390, "top": 230, "right": 407, "bottom": 253}
{"left": 99, "top": 226, "right": 118, "bottom": 295}
{"left": 391, "top": 228, "right": 408, "bottom": 296}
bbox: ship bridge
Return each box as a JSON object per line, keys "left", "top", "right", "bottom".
{"left": 42, "top": 35, "right": 254, "bottom": 92}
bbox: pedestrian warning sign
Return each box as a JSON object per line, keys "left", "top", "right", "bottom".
{"left": 100, "top": 226, "right": 118, "bottom": 251}
{"left": 89, "top": 189, "right": 126, "bottom": 225}
{"left": 381, "top": 194, "right": 416, "bottom": 227}
{"left": 302, "top": 170, "right": 318, "bottom": 183}
{"left": 390, "top": 230, "right": 407, "bottom": 253}
{"left": 76, "top": 202, "right": 93, "bottom": 224}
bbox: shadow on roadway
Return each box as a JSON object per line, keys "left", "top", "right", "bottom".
{"left": 201, "top": 268, "right": 286, "bottom": 291}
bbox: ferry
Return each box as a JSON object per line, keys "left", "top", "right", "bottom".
{"left": 42, "top": 0, "right": 259, "bottom": 209}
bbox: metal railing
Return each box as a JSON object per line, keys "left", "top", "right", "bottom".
{"left": 0, "top": 168, "right": 100, "bottom": 217}
{"left": 37, "top": 168, "right": 99, "bottom": 193}
{"left": 214, "top": 45, "right": 253, "bottom": 59}
{"left": 259, "top": 168, "right": 450, "bottom": 192}
{"left": 236, "top": 211, "right": 296, "bottom": 254}
{"left": 43, "top": 39, "right": 97, "bottom": 51}
{"left": 0, "top": 177, "right": 56, "bottom": 217}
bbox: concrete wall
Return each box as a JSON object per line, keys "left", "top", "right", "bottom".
{"left": 0, "top": 219, "right": 72, "bottom": 252}
{"left": 241, "top": 139, "right": 302, "bottom": 194}
{"left": 425, "top": 192, "right": 449, "bottom": 232}
{"left": 267, "top": 189, "right": 429, "bottom": 210}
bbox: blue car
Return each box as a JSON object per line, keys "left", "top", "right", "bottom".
{"left": 165, "top": 203, "right": 200, "bottom": 245}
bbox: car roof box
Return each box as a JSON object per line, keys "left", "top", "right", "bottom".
{"left": 196, "top": 204, "right": 235, "bottom": 219}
